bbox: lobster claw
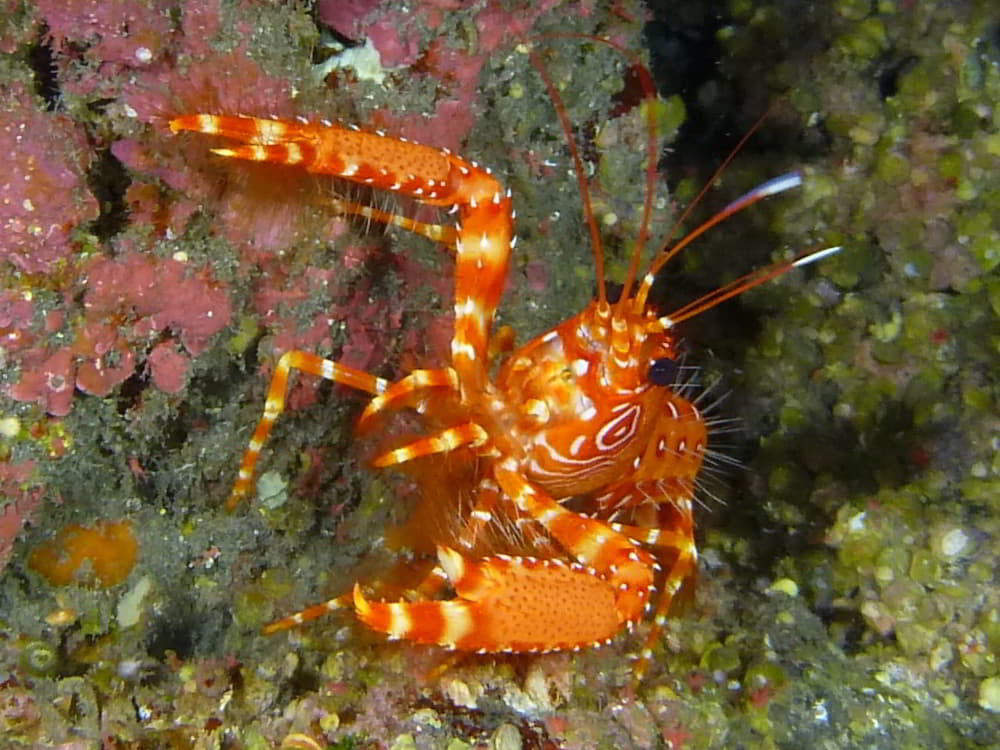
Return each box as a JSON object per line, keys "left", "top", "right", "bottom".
{"left": 352, "top": 545, "right": 620, "bottom": 653}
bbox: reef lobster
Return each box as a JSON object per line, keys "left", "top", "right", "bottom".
{"left": 169, "top": 52, "right": 837, "bottom": 682}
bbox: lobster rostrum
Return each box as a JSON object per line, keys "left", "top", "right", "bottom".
{"left": 169, "top": 46, "right": 838, "bottom": 680}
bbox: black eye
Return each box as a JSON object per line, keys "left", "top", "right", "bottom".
{"left": 648, "top": 358, "right": 679, "bottom": 386}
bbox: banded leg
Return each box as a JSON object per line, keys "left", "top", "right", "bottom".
{"left": 631, "top": 497, "right": 697, "bottom": 682}
{"left": 227, "top": 350, "right": 388, "bottom": 510}
{"left": 355, "top": 462, "right": 661, "bottom": 653}
{"left": 261, "top": 591, "right": 353, "bottom": 635}
{"left": 592, "top": 477, "right": 696, "bottom": 517}
{"left": 357, "top": 368, "right": 459, "bottom": 431}
{"left": 455, "top": 477, "right": 503, "bottom": 550}
{"left": 372, "top": 422, "right": 489, "bottom": 468}
{"left": 457, "top": 480, "right": 568, "bottom": 556}
{"left": 262, "top": 558, "right": 451, "bottom": 635}
{"left": 593, "top": 478, "right": 699, "bottom": 680}
{"left": 608, "top": 521, "right": 693, "bottom": 550}
{"left": 319, "top": 200, "right": 514, "bottom": 370}
{"left": 324, "top": 197, "right": 458, "bottom": 248}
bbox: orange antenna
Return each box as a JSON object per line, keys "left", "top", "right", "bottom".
{"left": 529, "top": 48, "right": 608, "bottom": 306}
{"left": 527, "top": 34, "right": 659, "bottom": 311}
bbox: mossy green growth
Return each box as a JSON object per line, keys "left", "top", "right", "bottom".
{"left": 875, "top": 149, "right": 910, "bottom": 185}
{"left": 824, "top": 243, "right": 868, "bottom": 289}
{"left": 744, "top": 660, "right": 788, "bottom": 694}
{"left": 908, "top": 548, "right": 942, "bottom": 586}
{"left": 835, "top": 0, "right": 871, "bottom": 21}
{"left": 256, "top": 470, "right": 289, "bottom": 509}
{"left": 873, "top": 545, "right": 909, "bottom": 587}
{"left": 895, "top": 622, "right": 935, "bottom": 656}
{"left": 968, "top": 229, "right": 1000, "bottom": 272}
{"left": 226, "top": 314, "right": 261, "bottom": 356}
{"left": 836, "top": 17, "right": 888, "bottom": 60}
{"left": 653, "top": 94, "right": 686, "bottom": 143}
{"left": 19, "top": 639, "right": 58, "bottom": 675}
{"left": 241, "top": 729, "right": 272, "bottom": 750}
{"left": 331, "top": 737, "right": 367, "bottom": 750}
{"left": 985, "top": 132, "right": 1000, "bottom": 157}
{"left": 231, "top": 568, "right": 295, "bottom": 629}
{"left": 895, "top": 62, "right": 936, "bottom": 113}
{"left": 868, "top": 310, "right": 901, "bottom": 343}
{"left": 846, "top": 113, "right": 882, "bottom": 145}
{"left": 700, "top": 641, "right": 742, "bottom": 675}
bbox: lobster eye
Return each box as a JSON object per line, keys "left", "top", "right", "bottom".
{"left": 647, "top": 358, "right": 679, "bottom": 387}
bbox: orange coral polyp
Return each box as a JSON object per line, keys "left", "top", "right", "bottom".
{"left": 29, "top": 520, "right": 138, "bottom": 588}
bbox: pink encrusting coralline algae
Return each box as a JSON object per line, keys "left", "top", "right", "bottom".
{"left": 1, "top": 0, "right": 580, "bottom": 421}
{"left": 1, "top": 81, "right": 98, "bottom": 274}
{"left": 359, "top": 0, "right": 565, "bottom": 153}
{"left": 0, "top": 461, "right": 42, "bottom": 576}
{"left": 7, "top": 348, "right": 77, "bottom": 417}
{"left": 6, "top": 252, "right": 232, "bottom": 415}
{"left": 37, "top": 0, "right": 180, "bottom": 99}
{"left": 83, "top": 253, "right": 232, "bottom": 357}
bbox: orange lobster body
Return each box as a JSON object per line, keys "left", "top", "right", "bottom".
{"left": 494, "top": 304, "right": 703, "bottom": 500}
{"left": 169, "top": 84, "right": 833, "bottom": 679}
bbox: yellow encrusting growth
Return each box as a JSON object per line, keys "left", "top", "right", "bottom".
{"left": 29, "top": 519, "right": 138, "bottom": 588}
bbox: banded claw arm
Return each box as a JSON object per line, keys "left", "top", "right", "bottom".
{"left": 354, "top": 545, "right": 622, "bottom": 652}
{"left": 168, "top": 113, "right": 514, "bottom": 393}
